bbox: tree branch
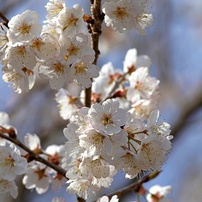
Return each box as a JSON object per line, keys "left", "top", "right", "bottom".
{"left": 0, "top": 132, "right": 68, "bottom": 178}
{"left": 106, "top": 171, "right": 160, "bottom": 200}
{"left": 85, "top": 0, "right": 104, "bottom": 107}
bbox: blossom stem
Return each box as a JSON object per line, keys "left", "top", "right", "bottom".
{"left": 0, "top": 132, "right": 68, "bottom": 178}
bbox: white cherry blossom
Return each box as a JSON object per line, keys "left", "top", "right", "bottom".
{"left": 6, "top": 43, "right": 36, "bottom": 72}
{"left": 147, "top": 185, "right": 172, "bottom": 202}
{"left": 8, "top": 10, "right": 42, "bottom": 43}
{"left": 57, "top": 4, "right": 84, "bottom": 37}
{"left": 0, "top": 143, "right": 27, "bottom": 181}
{"left": 39, "top": 57, "right": 71, "bottom": 90}
{"left": 127, "top": 67, "right": 159, "bottom": 99}
{"left": 55, "top": 88, "right": 81, "bottom": 120}
{"left": 0, "top": 179, "right": 18, "bottom": 199}
{"left": 2, "top": 66, "right": 35, "bottom": 93}
{"left": 102, "top": 0, "right": 153, "bottom": 34}
{"left": 88, "top": 99, "right": 127, "bottom": 135}
{"left": 45, "top": 0, "right": 66, "bottom": 21}
{"left": 123, "top": 48, "right": 151, "bottom": 73}
{"left": 22, "top": 162, "right": 51, "bottom": 194}
{"left": 69, "top": 55, "right": 99, "bottom": 88}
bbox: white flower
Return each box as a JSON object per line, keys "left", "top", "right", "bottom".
{"left": 2, "top": 66, "right": 35, "bottom": 93}
{"left": 0, "top": 179, "right": 18, "bottom": 199}
{"left": 30, "top": 33, "right": 60, "bottom": 60}
{"left": 6, "top": 43, "right": 36, "bottom": 72}
{"left": 114, "top": 151, "right": 141, "bottom": 179}
{"left": 146, "top": 185, "right": 172, "bottom": 202}
{"left": 45, "top": 0, "right": 66, "bottom": 21}
{"left": 80, "top": 157, "right": 112, "bottom": 179}
{"left": 0, "top": 143, "right": 27, "bottom": 181}
{"left": 92, "top": 62, "right": 122, "bottom": 100}
{"left": 102, "top": 0, "right": 153, "bottom": 34}
{"left": 24, "top": 133, "right": 41, "bottom": 152}
{"left": 89, "top": 99, "right": 127, "bottom": 135}
{"left": 147, "top": 110, "right": 172, "bottom": 150}
{"left": 55, "top": 88, "right": 80, "bottom": 120}
{"left": 123, "top": 48, "right": 151, "bottom": 73}
{"left": 137, "top": 136, "right": 168, "bottom": 171}
{"left": 45, "top": 144, "right": 64, "bottom": 167}
{"left": 60, "top": 33, "right": 94, "bottom": 64}
{"left": 39, "top": 57, "right": 70, "bottom": 90}
{"left": 67, "top": 179, "right": 96, "bottom": 200}
{"left": 22, "top": 162, "right": 51, "bottom": 194}
{"left": 0, "top": 111, "right": 14, "bottom": 145}
{"left": 127, "top": 67, "right": 159, "bottom": 99}
{"left": 57, "top": 4, "right": 84, "bottom": 37}
{"left": 97, "top": 195, "right": 119, "bottom": 202}
{"left": 69, "top": 55, "right": 99, "bottom": 88}
{"left": 103, "top": 0, "right": 136, "bottom": 32}
{"left": 8, "top": 10, "right": 42, "bottom": 43}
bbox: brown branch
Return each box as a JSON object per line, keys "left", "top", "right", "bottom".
{"left": 0, "top": 132, "right": 68, "bottom": 178}
{"left": 106, "top": 171, "right": 161, "bottom": 200}
{"left": 85, "top": 0, "right": 104, "bottom": 108}
{"left": 0, "top": 11, "right": 9, "bottom": 24}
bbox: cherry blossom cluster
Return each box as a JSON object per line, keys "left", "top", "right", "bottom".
{"left": 102, "top": 0, "right": 153, "bottom": 34}
{"left": 0, "top": 112, "right": 66, "bottom": 198}
{"left": 0, "top": 0, "right": 153, "bottom": 93}
{"left": 61, "top": 99, "right": 172, "bottom": 199}
{"left": 22, "top": 133, "right": 65, "bottom": 194}
{"left": 0, "top": 0, "right": 99, "bottom": 93}
{"left": 0, "top": 0, "right": 173, "bottom": 201}
{"left": 56, "top": 48, "right": 158, "bottom": 120}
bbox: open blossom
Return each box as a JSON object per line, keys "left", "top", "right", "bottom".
{"left": 30, "top": 33, "right": 60, "bottom": 60}
{"left": 123, "top": 48, "right": 151, "bottom": 73}
{"left": 2, "top": 66, "right": 35, "bottom": 93}
{"left": 92, "top": 62, "right": 123, "bottom": 101}
{"left": 57, "top": 4, "right": 84, "bottom": 37}
{"left": 6, "top": 43, "right": 37, "bottom": 72}
{"left": 24, "top": 133, "right": 42, "bottom": 152}
{"left": 88, "top": 99, "right": 127, "bottom": 135}
{"left": 102, "top": 0, "right": 153, "bottom": 34}
{"left": 97, "top": 195, "right": 119, "bottom": 202}
{"left": 0, "top": 179, "right": 18, "bottom": 199}
{"left": 55, "top": 88, "right": 81, "bottom": 120}
{"left": 146, "top": 185, "right": 172, "bottom": 202}
{"left": 45, "top": 0, "right": 66, "bottom": 21}
{"left": 69, "top": 55, "right": 99, "bottom": 88}
{"left": 127, "top": 67, "right": 159, "bottom": 100}
{"left": 39, "top": 57, "right": 71, "bottom": 90}
{"left": 0, "top": 143, "right": 27, "bottom": 181}
{"left": 22, "top": 162, "right": 51, "bottom": 194}
{"left": 60, "top": 33, "right": 94, "bottom": 64}
{"left": 7, "top": 10, "right": 42, "bottom": 43}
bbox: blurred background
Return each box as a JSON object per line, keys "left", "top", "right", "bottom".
{"left": 0, "top": 0, "right": 202, "bottom": 201}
